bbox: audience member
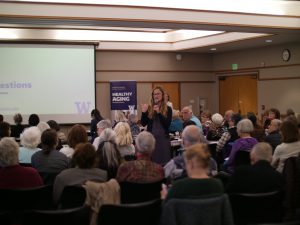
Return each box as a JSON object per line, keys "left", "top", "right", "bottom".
{"left": 37, "top": 121, "right": 50, "bottom": 134}
{"left": 96, "top": 128, "right": 122, "bottom": 179}
{"left": 223, "top": 109, "right": 234, "bottom": 128}
{"left": 200, "top": 109, "right": 212, "bottom": 135}
{"left": 168, "top": 109, "right": 183, "bottom": 134}
{"left": 161, "top": 143, "right": 223, "bottom": 203}
{"left": 165, "top": 93, "right": 173, "bottom": 109}
{"left": 286, "top": 108, "right": 295, "bottom": 117}
{"left": 141, "top": 86, "right": 172, "bottom": 165}
{"left": 0, "top": 121, "right": 11, "bottom": 139}
{"left": 224, "top": 119, "right": 258, "bottom": 173}
{"left": 272, "top": 120, "right": 300, "bottom": 173}
{"left": 92, "top": 119, "right": 112, "bottom": 149}
{"left": 19, "top": 127, "right": 41, "bottom": 163}
{"left": 0, "top": 138, "right": 43, "bottom": 188}
{"left": 226, "top": 142, "right": 283, "bottom": 193}
{"left": 207, "top": 113, "right": 225, "bottom": 141}
{"left": 28, "top": 114, "right": 40, "bottom": 127}
{"left": 116, "top": 131, "right": 164, "bottom": 183}
{"left": 247, "top": 112, "right": 265, "bottom": 141}
{"left": 128, "top": 113, "right": 140, "bottom": 139}
{"left": 90, "top": 109, "right": 104, "bottom": 143}
{"left": 114, "top": 122, "right": 135, "bottom": 160}
{"left": 53, "top": 143, "right": 107, "bottom": 204}
{"left": 181, "top": 106, "right": 202, "bottom": 131}
{"left": 60, "top": 124, "right": 88, "bottom": 158}
{"left": 10, "top": 113, "right": 25, "bottom": 139}
{"left": 263, "top": 108, "right": 280, "bottom": 129}
{"left": 31, "top": 129, "right": 69, "bottom": 174}
{"left": 113, "top": 110, "right": 127, "bottom": 128}
{"left": 264, "top": 119, "right": 282, "bottom": 152}
{"left": 0, "top": 114, "right": 3, "bottom": 122}
{"left": 47, "top": 120, "right": 66, "bottom": 150}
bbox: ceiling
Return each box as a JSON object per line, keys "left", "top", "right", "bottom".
{"left": 0, "top": 0, "right": 300, "bottom": 53}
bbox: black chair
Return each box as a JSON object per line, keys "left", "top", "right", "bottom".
{"left": 229, "top": 191, "right": 283, "bottom": 225}
{"left": 234, "top": 150, "right": 250, "bottom": 168}
{"left": 0, "top": 185, "right": 54, "bottom": 224}
{"left": 58, "top": 185, "right": 87, "bottom": 209}
{"left": 250, "top": 221, "right": 300, "bottom": 225}
{"left": 120, "top": 180, "right": 162, "bottom": 203}
{"left": 22, "top": 205, "right": 91, "bottom": 225}
{"left": 0, "top": 211, "right": 13, "bottom": 225}
{"left": 39, "top": 172, "right": 60, "bottom": 185}
{"left": 98, "top": 199, "right": 161, "bottom": 225}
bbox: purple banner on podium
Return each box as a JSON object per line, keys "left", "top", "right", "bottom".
{"left": 110, "top": 81, "right": 137, "bottom": 110}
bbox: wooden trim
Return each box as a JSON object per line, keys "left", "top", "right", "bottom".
{"left": 96, "top": 81, "right": 215, "bottom": 84}
{"left": 96, "top": 70, "right": 213, "bottom": 73}
{"left": 258, "top": 75, "right": 300, "bottom": 81}
{"left": 2, "top": 1, "right": 300, "bottom": 19}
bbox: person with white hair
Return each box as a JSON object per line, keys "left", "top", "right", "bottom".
{"left": 116, "top": 131, "right": 164, "bottom": 183}
{"left": 226, "top": 142, "right": 283, "bottom": 193}
{"left": 37, "top": 121, "right": 50, "bottom": 134}
{"left": 207, "top": 113, "right": 226, "bottom": 141}
{"left": 19, "top": 126, "right": 41, "bottom": 163}
{"left": 0, "top": 137, "right": 43, "bottom": 188}
{"left": 93, "top": 119, "right": 112, "bottom": 150}
{"left": 181, "top": 106, "right": 202, "bottom": 131}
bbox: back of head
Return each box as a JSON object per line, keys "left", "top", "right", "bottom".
{"left": 91, "top": 109, "right": 102, "bottom": 121}
{"left": 114, "top": 122, "right": 132, "bottom": 146}
{"left": 37, "top": 121, "right": 50, "bottom": 134}
{"left": 237, "top": 118, "right": 254, "bottom": 134}
{"left": 231, "top": 113, "right": 242, "bottom": 126}
{"left": 286, "top": 108, "right": 295, "bottom": 117}
{"left": 184, "top": 143, "right": 211, "bottom": 169}
{"left": 247, "top": 112, "right": 257, "bottom": 126}
{"left": 271, "top": 119, "right": 282, "bottom": 131}
{"left": 47, "top": 120, "right": 60, "bottom": 131}
{"left": 21, "top": 126, "right": 41, "bottom": 149}
{"left": 73, "top": 143, "right": 97, "bottom": 169}
{"left": 41, "top": 129, "right": 58, "bottom": 153}
{"left": 67, "top": 124, "right": 88, "bottom": 148}
{"left": 13, "top": 113, "right": 23, "bottom": 125}
{"left": 250, "top": 142, "right": 273, "bottom": 164}
{"left": 0, "top": 137, "right": 19, "bottom": 167}
{"left": 269, "top": 108, "right": 281, "bottom": 119}
{"left": 280, "top": 119, "right": 299, "bottom": 143}
{"left": 128, "top": 114, "right": 138, "bottom": 124}
{"left": 182, "top": 125, "right": 206, "bottom": 147}
{"left": 0, "top": 121, "right": 11, "bottom": 138}
{"left": 28, "top": 114, "right": 40, "bottom": 126}
{"left": 211, "top": 113, "right": 224, "bottom": 126}
{"left": 135, "top": 131, "right": 155, "bottom": 155}
{"left": 97, "top": 119, "right": 112, "bottom": 130}
{"left": 115, "top": 110, "right": 127, "bottom": 123}
{"left": 172, "top": 110, "right": 180, "bottom": 120}
{"left": 0, "top": 114, "right": 3, "bottom": 123}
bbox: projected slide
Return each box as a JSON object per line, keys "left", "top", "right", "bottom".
{"left": 0, "top": 44, "right": 95, "bottom": 124}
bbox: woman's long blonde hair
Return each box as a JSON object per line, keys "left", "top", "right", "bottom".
{"left": 148, "top": 86, "right": 168, "bottom": 119}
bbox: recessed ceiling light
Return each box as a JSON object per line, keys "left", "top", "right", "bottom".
{"left": 210, "top": 48, "right": 217, "bottom": 51}
{"left": 265, "top": 39, "right": 272, "bottom": 43}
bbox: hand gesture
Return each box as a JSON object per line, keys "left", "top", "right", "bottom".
{"left": 141, "top": 103, "right": 149, "bottom": 113}
{"left": 153, "top": 104, "right": 160, "bottom": 113}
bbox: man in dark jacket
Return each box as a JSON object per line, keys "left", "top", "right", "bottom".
{"left": 265, "top": 119, "right": 282, "bottom": 152}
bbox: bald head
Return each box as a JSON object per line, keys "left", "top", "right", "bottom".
{"left": 182, "top": 125, "right": 206, "bottom": 148}
{"left": 181, "top": 106, "right": 193, "bottom": 122}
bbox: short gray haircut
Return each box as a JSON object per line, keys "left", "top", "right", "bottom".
{"left": 97, "top": 119, "right": 112, "bottom": 130}
{"left": 272, "top": 119, "right": 282, "bottom": 129}
{"left": 135, "top": 131, "right": 155, "bottom": 155}
{"left": 182, "top": 125, "right": 207, "bottom": 147}
{"left": 0, "top": 138, "right": 19, "bottom": 167}
{"left": 237, "top": 118, "right": 254, "bottom": 133}
{"left": 21, "top": 126, "right": 41, "bottom": 148}
{"left": 98, "top": 128, "right": 116, "bottom": 144}
{"left": 251, "top": 142, "right": 272, "bottom": 162}
{"left": 37, "top": 122, "right": 50, "bottom": 134}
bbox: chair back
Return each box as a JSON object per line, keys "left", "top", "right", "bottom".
{"left": 0, "top": 211, "right": 13, "bottom": 225}
{"left": 98, "top": 199, "right": 161, "bottom": 225}
{"left": 58, "top": 185, "right": 87, "bottom": 209}
{"left": 229, "top": 191, "right": 283, "bottom": 225}
{"left": 234, "top": 150, "right": 250, "bottom": 167}
{"left": 39, "top": 172, "right": 60, "bottom": 185}
{"left": 160, "top": 194, "right": 234, "bottom": 225}
{"left": 120, "top": 180, "right": 162, "bottom": 203}
{"left": 22, "top": 205, "right": 90, "bottom": 225}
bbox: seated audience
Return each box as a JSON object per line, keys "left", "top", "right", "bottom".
{"left": 181, "top": 106, "right": 202, "bottom": 131}
{"left": 60, "top": 124, "right": 88, "bottom": 158}
{"left": 28, "top": 114, "right": 40, "bottom": 127}
{"left": 286, "top": 108, "right": 295, "bottom": 117}
{"left": 169, "top": 109, "right": 183, "bottom": 134}
{"left": 128, "top": 113, "right": 141, "bottom": 139}
{"left": 116, "top": 131, "right": 164, "bottom": 183}
{"left": 19, "top": 127, "right": 41, "bottom": 163}
{"left": 264, "top": 119, "right": 282, "bottom": 152}
{"left": 247, "top": 112, "right": 265, "bottom": 141}
{"left": 10, "top": 113, "right": 25, "bottom": 139}
{"left": 207, "top": 113, "right": 225, "bottom": 141}
{"left": 96, "top": 128, "right": 122, "bottom": 179}
{"left": 226, "top": 142, "right": 283, "bottom": 193}
{"left": 47, "top": 120, "right": 66, "bottom": 150}
{"left": 161, "top": 143, "right": 223, "bottom": 203}
{"left": 0, "top": 137, "right": 43, "bottom": 188}
{"left": 31, "top": 129, "right": 69, "bottom": 174}
{"left": 0, "top": 121, "right": 11, "bottom": 139}
{"left": 0, "top": 114, "right": 3, "bottom": 122}
{"left": 223, "top": 109, "right": 234, "bottom": 129}
{"left": 164, "top": 125, "right": 217, "bottom": 181}
{"left": 93, "top": 119, "right": 112, "bottom": 149}
{"left": 200, "top": 109, "right": 212, "bottom": 135}
{"left": 90, "top": 108, "right": 104, "bottom": 143}
{"left": 224, "top": 119, "right": 258, "bottom": 173}
{"left": 272, "top": 120, "right": 300, "bottom": 173}
{"left": 37, "top": 121, "right": 50, "bottom": 134}
{"left": 53, "top": 143, "right": 107, "bottom": 204}
{"left": 263, "top": 108, "right": 280, "bottom": 129}
{"left": 114, "top": 122, "right": 135, "bottom": 159}
{"left": 113, "top": 110, "right": 127, "bottom": 128}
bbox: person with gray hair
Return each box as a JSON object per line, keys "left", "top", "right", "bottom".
{"left": 226, "top": 142, "right": 283, "bottom": 193}
{"left": 93, "top": 119, "right": 112, "bottom": 149}
{"left": 224, "top": 119, "right": 258, "bottom": 173}
{"left": 164, "top": 125, "right": 217, "bottom": 180}
{"left": 265, "top": 119, "right": 282, "bottom": 152}
{"left": 19, "top": 127, "right": 41, "bottom": 163}
{"left": 11, "top": 113, "right": 25, "bottom": 139}
{"left": 0, "top": 137, "right": 43, "bottom": 188}
{"left": 96, "top": 128, "right": 122, "bottom": 179}
{"left": 116, "top": 131, "right": 164, "bottom": 183}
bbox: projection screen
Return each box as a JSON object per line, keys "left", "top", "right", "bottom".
{"left": 0, "top": 44, "right": 96, "bottom": 124}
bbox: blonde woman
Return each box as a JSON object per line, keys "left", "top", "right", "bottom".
{"left": 141, "top": 86, "right": 172, "bottom": 165}
{"left": 114, "top": 122, "right": 135, "bottom": 160}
